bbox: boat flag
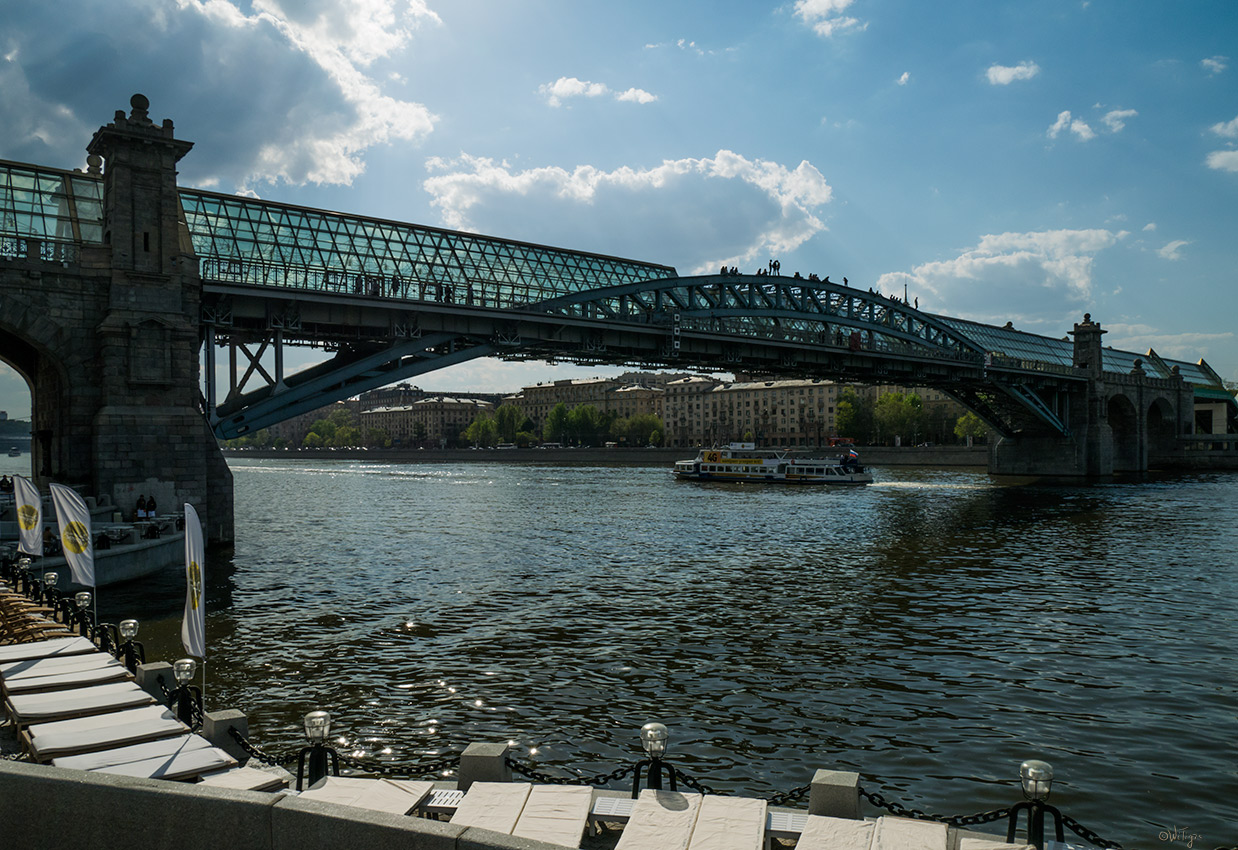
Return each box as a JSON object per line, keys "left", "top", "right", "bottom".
{"left": 181, "top": 503, "right": 206, "bottom": 659}
{"left": 49, "top": 483, "right": 95, "bottom": 587}
{"left": 13, "top": 475, "right": 42, "bottom": 557}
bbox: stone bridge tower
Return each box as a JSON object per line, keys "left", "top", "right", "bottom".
{"left": 1, "top": 95, "right": 232, "bottom": 542}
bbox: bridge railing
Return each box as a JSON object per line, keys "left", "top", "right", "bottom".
{"left": 199, "top": 256, "right": 573, "bottom": 310}
{"left": 0, "top": 236, "right": 82, "bottom": 264}
{"left": 984, "top": 353, "right": 1086, "bottom": 379}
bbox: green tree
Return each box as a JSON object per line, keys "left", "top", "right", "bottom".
{"left": 303, "top": 431, "right": 325, "bottom": 448}
{"left": 515, "top": 430, "right": 537, "bottom": 448}
{"left": 412, "top": 421, "right": 427, "bottom": 443}
{"left": 493, "top": 403, "right": 523, "bottom": 442}
{"left": 649, "top": 427, "right": 663, "bottom": 446}
{"left": 365, "top": 427, "right": 391, "bottom": 448}
{"left": 463, "top": 413, "right": 499, "bottom": 447}
{"left": 567, "top": 404, "right": 604, "bottom": 445}
{"left": 331, "top": 425, "right": 361, "bottom": 447}
{"left": 835, "top": 387, "right": 873, "bottom": 442}
{"left": 873, "top": 392, "right": 924, "bottom": 445}
{"left": 954, "top": 411, "right": 989, "bottom": 445}
{"left": 544, "top": 402, "right": 570, "bottom": 444}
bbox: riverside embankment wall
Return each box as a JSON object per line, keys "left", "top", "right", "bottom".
{"left": 224, "top": 446, "right": 991, "bottom": 467}
{"left": 0, "top": 760, "right": 560, "bottom": 850}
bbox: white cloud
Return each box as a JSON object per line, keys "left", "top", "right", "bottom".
{"left": 794, "top": 0, "right": 867, "bottom": 37}
{"left": 1047, "top": 110, "right": 1095, "bottom": 141}
{"left": 877, "top": 228, "right": 1128, "bottom": 327}
{"left": 1206, "top": 150, "right": 1238, "bottom": 172}
{"left": 896, "top": 71, "right": 910, "bottom": 86}
{"left": 1210, "top": 115, "right": 1238, "bottom": 138}
{"left": 1156, "top": 240, "right": 1190, "bottom": 260}
{"left": 422, "top": 150, "right": 833, "bottom": 272}
{"left": 1101, "top": 108, "right": 1137, "bottom": 133}
{"left": 1142, "top": 222, "right": 1157, "bottom": 232}
{"left": 986, "top": 61, "right": 1040, "bottom": 85}
{"left": 538, "top": 77, "right": 658, "bottom": 107}
{"left": 1201, "top": 55, "right": 1228, "bottom": 75}
{"left": 1104, "top": 324, "right": 1233, "bottom": 363}
{"left": 171, "top": 0, "right": 438, "bottom": 187}
{"left": 616, "top": 87, "right": 658, "bottom": 104}
{"left": 538, "top": 76, "right": 609, "bottom": 107}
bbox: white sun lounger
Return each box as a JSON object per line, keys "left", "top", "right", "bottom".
{"left": 5, "top": 680, "right": 155, "bottom": 727}
{"left": 197, "top": 766, "right": 289, "bottom": 792}
{"left": 451, "top": 781, "right": 534, "bottom": 835}
{"left": 796, "top": 815, "right": 950, "bottom": 850}
{"left": 615, "top": 790, "right": 704, "bottom": 850}
{"left": 298, "top": 776, "right": 434, "bottom": 815}
{"left": 53, "top": 733, "right": 237, "bottom": 780}
{"left": 0, "top": 636, "right": 98, "bottom": 663}
{"left": 958, "top": 838, "right": 1035, "bottom": 850}
{"left": 511, "top": 784, "right": 594, "bottom": 847}
{"left": 687, "top": 795, "right": 767, "bottom": 850}
{"left": 23, "top": 705, "right": 188, "bottom": 762}
{"left": 1, "top": 652, "right": 117, "bottom": 678}
{"left": 3, "top": 663, "right": 131, "bottom": 695}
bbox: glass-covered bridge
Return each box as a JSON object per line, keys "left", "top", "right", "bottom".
{"left": 2, "top": 158, "right": 1233, "bottom": 439}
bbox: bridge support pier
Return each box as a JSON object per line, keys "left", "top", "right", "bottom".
{"left": 0, "top": 95, "right": 233, "bottom": 543}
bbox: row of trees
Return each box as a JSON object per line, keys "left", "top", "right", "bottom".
{"left": 221, "top": 407, "right": 393, "bottom": 450}
{"left": 462, "top": 402, "right": 664, "bottom": 448}
{"left": 835, "top": 388, "right": 989, "bottom": 446}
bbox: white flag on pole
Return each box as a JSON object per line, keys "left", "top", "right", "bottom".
{"left": 181, "top": 503, "right": 206, "bottom": 659}
{"left": 13, "top": 475, "right": 43, "bottom": 557}
{"left": 49, "top": 483, "right": 95, "bottom": 587}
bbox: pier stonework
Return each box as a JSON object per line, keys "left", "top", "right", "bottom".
{"left": 989, "top": 314, "right": 1193, "bottom": 477}
{"left": 0, "top": 95, "right": 233, "bottom": 542}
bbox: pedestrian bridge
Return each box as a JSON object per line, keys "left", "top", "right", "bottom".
{"left": 1, "top": 94, "right": 1235, "bottom": 531}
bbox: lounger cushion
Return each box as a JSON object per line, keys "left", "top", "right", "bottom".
{"left": 0, "top": 636, "right": 97, "bottom": 663}
{"left": 6, "top": 681, "right": 154, "bottom": 724}
{"left": 26, "top": 707, "right": 187, "bottom": 760}
{"left": 511, "top": 784, "right": 593, "bottom": 847}
{"left": 687, "top": 795, "right": 766, "bottom": 850}
{"left": 451, "top": 782, "right": 533, "bottom": 834}
{"left": 615, "top": 790, "right": 703, "bottom": 850}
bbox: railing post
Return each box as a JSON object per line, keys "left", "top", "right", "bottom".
{"left": 458, "top": 742, "right": 511, "bottom": 793}
{"left": 202, "top": 709, "right": 250, "bottom": 764}
{"left": 808, "top": 769, "right": 862, "bottom": 819}
{"left": 135, "top": 661, "right": 173, "bottom": 702}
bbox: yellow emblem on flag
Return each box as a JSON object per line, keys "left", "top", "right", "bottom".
{"left": 62, "top": 520, "right": 91, "bottom": 555}
{"left": 18, "top": 504, "right": 39, "bottom": 531}
{"left": 188, "top": 560, "right": 202, "bottom": 610}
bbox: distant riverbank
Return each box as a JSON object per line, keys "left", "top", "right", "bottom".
{"left": 221, "top": 444, "right": 990, "bottom": 466}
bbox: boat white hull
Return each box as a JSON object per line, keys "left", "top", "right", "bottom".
{"left": 9, "top": 532, "right": 185, "bottom": 589}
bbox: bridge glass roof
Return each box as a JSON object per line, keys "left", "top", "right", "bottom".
{"left": 179, "top": 189, "right": 676, "bottom": 303}
{"left": 940, "top": 315, "right": 1223, "bottom": 388}
{"left": 0, "top": 162, "right": 102, "bottom": 250}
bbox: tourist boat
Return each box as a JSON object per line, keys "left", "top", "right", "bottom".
{"left": 7, "top": 447, "right": 19, "bottom": 457}
{"left": 673, "top": 442, "right": 873, "bottom": 484}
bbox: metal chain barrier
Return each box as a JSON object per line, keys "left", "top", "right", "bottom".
{"left": 670, "top": 766, "right": 723, "bottom": 796}
{"left": 766, "top": 783, "right": 812, "bottom": 806}
{"left": 1059, "top": 812, "right": 1124, "bottom": 849}
{"left": 505, "top": 755, "right": 636, "bottom": 787}
{"left": 227, "top": 726, "right": 300, "bottom": 767}
{"left": 860, "top": 785, "right": 1011, "bottom": 828}
{"left": 336, "top": 749, "right": 462, "bottom": 779}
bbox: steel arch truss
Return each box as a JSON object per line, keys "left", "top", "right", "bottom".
{"left": 533, "top": 274, "right": 989, "bottom": 362}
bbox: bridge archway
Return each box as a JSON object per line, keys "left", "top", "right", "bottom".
{"left": 1107, "top": 393, "right": 1140, "bottom": 472}
{"left": 0, "top": 313, "right": 71, "bottom": 480}
{"left": 1146, "top": 396, "right": 1177, "bottom": 457}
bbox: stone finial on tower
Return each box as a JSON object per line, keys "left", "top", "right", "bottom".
{"left": 1069, "top": 313, "right": 1107, "bottom": 375}
{"left": 129, "top": 93, "right": 152, "bottom": 125}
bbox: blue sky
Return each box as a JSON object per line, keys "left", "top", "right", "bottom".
{"left": 2, "top": 0, "right": 1236, "bottom": 418}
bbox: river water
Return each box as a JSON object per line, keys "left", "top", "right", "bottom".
{"left": 9, "top": 455, "right": 1234, "bottom": 848}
